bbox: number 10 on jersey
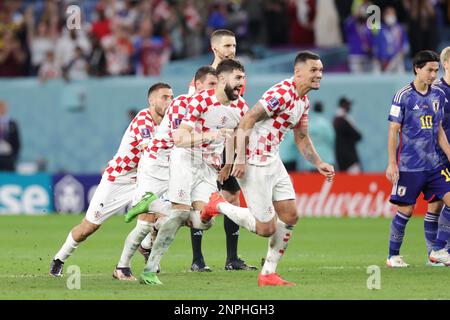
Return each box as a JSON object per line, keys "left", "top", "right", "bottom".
{"left": 420, "top": 115, "right": 433, "bottom": 129}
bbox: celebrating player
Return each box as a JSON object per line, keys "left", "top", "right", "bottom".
{"left": 49, "top": 83, "right": 173, "bottom": 278}
{"left": 201, "top": 51, "right": 335, "bottom": 286}
{"left": 188, "top": 29, "right": 254, "bottom": 272}
{"left": 139, "top": 59, "right": 249, "bottom": 285}
{"left": 113, "top": 66, "right": 219, "bottom": 277}
{"left": 384, "top": 50, "right": 450, "bottom": 268}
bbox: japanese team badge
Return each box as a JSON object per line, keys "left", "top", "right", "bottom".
{"left": 432, "top": 100, "right": 439, "bottom": 113}
{"left": 397, "top": 186, "right": 407, "bottom": 197}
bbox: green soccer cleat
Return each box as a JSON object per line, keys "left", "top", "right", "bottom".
{"left": 140, "top": 271, "right": 163, "bottom": 285}
{"left": 124, "top": 192, "right": 158, "bottom": 223}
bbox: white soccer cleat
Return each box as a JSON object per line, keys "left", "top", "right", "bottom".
{"left": 426, "top": 259, "right": 445, "bottom": 267}
{"left": 386, "top": 255, "right": 409, "bottom": 268}
{"left": 428, "top": 249, "right": 450, "bottom": 266}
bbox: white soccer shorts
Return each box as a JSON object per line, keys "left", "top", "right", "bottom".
{"left": 237, "top": 157, "right": 296, "bottom": 223}
{"left": 132, "top": 157, "right": 170, "bottom": 206}
{"left": 85, "top": 171, "right": 137, "bottom": 225}
{"left": 167, "top": 148, "right": 218, "bottom": 206}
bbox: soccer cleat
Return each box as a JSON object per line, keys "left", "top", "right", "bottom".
{"left": 426, "top": 259, "right": 445, "bottom": 267}
{"left": 429, "top": 249, "right": 450, "bottom": 266}
{"left": 200, "top": 192, "right": 225, "bottom": 222}
{"left": 140, "top": 271, "right": 163, "bottom": 285}
{"left": 124, "top": 192, "right": 158, "bottom": 223}
{"left": 112, "top": 266, "right": 137, "bottom": 281}
{"left": 386, "top": 255, "right": 409, "bottom": 268}
{"left": 49, "top": 259, "right": 64, "bottom": 277}
{"left": 225, "top": 258, "right": 258, "bottom": 271}
{"left": 190, "top": 261, "right": 212, "bottom": 272}
{"left": 137, "top": 245, "right": 161, "bottom": 273}
{"left": 257, "top": 273, "right": 296, "bottom": 287}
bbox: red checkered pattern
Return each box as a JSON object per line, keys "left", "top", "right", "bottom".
{"left": 146, "top": 94, "right": 191, "bottom": 165}
{"left": 182, "top": 89, "right": 249, "bottom": 168}
{"left": 104, "top": 108, "right": 156, "bottom": 181}
{"left": 247, "top": 77, "right": 310, "bottom": 165}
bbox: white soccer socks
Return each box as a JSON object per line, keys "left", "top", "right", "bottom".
{"left": 190, "top": 210, "right": 214, "bottom": 230}
{"left": 117, "top": 219, "right": 153, "bottom": 268}
{"left": 144, "top": 209, "right": 190, "bottom": 273}
{"left": 217, "top": 202, "right": 256, "bottom": 233}
{"left": 54, "top": 232, "right": 80, "bottom": 262}
{"left": 261, "top": 219, "right": 294, "bottom": 275}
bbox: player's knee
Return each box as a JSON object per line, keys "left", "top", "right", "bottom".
{"left": 256, "top": 223, "right": 276, "bottom": 237}
{"left": 78, "top": 219, "right": 100, "bottom": 239}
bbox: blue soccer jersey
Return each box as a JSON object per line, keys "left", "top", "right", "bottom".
{"left": 435, "top": 78, "right": 450, "bottom": 164}
{"left": 388, "top": 82, "right": 447, "bottom": 172}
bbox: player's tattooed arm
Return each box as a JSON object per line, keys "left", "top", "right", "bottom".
{"left": 294, "top": 124, "right": 321, "bottom": 166}
{"left": 294, "top": 124, "right": 335, "bottom": 181}
{"left": 386, "top": 122, "right": 401, "bottom": 183}
{"left": 438, "top": 122, "right": 450, "bottom": 162}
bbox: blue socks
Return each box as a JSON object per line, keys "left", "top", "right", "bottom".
{"left": 424, "top": 212, "right": 439, "bottom": 255}
{"left": 389, "top": 211, "right": 410, "bottom": 257}
{"left": 433, "top": 205, "right": 450, "bottom": 251}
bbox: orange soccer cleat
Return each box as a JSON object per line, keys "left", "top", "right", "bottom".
{"left": 200, "top": 192, "right": 225, "bottom": 222}
{"left": 257, "top": 273, "right": 296, "bottom": 287}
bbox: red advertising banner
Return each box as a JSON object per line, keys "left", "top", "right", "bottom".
{"left": 240, "top": 173, "right": 429, "bottom": 218}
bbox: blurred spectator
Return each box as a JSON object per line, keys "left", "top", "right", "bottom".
{"left": 373, "top": 6, "right": 409, "bottom": 72}
{"left": 0, "top": 101, "right": 20, "bottom": 171}
{"left": 25, "top": 5, "right": 58, "bottom": 75}
{"left": 102, "top": 21, "right": 133, "bottom": 75}
{"left": 132, "top": 18, "right": 170, "bottom": 76}
{"left": 88, "top": 34, "right": 107, "bottom": 77}
{"left": 55, "top": 29, "right": 91, "bottom": 71}
{"left": 402, "top": 0, "right": 439, "bottom": 58}
{"left": 183, "top": 0, "right": 203, "bottom": 57}
{"left": 0, "top": 29, "right": 27, "bottom": 77}
{"left": 344, "top": 2, "right": 375, "bottom": 72}
{"left": 314, "top": 0, "right": 343, "bottom": 48}
{"left": 90, "top": 4, "right": 112, "bottom": 42}
{"left": 64, "top": 46, "right": 89, "bottom": 81}
{"left": 280, "top": 131, "right": 297, "bottom": 172}
{"left": 333, "top": 97, "right": 362, "bottom": 174}
{"left": 207, "top": 1, "right": 229, "bottom": 33}
{"left": 242, "top": 0, "right": 264, "bottom": 44}
{"left": 264, "top": 0, "right": 288, "bottom": 46}
{"left": 38, "top": 50, "right": 61, "bottom": 82}
{"left": 303, "top": 101, "right": 335, "bottom": 171}
{"left": 287, "top": 0, "right": 315, "bottom": 46}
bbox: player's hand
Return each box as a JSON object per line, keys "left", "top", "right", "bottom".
{"left": 231, "top": 162, "right": 246, "bottom": 179}
{"left": 386, "top": 163, "right": 399, "bottom": 183}
{"left": 218, "top": 164, "right": 232, "bottom": 184}
{"left": 317, "top": 162, "right": 335, "bottom": 182}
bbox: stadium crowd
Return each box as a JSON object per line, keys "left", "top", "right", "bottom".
{"left": 0, "top": 0, "right": 449, "bottom": 79}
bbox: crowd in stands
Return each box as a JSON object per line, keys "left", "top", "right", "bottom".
{"left": 0, "top": 0, "right": 448, "bottom": 79}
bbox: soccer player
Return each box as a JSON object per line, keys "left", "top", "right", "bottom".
{"left": 49, "top": 83, "right": 173, "bottom": 279}
{"left": 113, "top": 66, "right": 220, "bottom": 275}
{"left": 423, "top": 46, "right": 450, "bottom": 264}
{"left": 201, "top": 51, "right": 335, "bottom": 286}
{"left": 139, "top": 59, "right": 249, "bottom": 285}
{"left": 384, "top": 50, "right": 450, "bottom": 267}
{"left": 188, "top": 29, "right": 254, "bottom": 272}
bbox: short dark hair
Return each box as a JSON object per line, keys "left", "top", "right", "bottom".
{"left": 294, "top": 51, "right": 320, "bottom": 66}
{"left": 147, "top": 82, "right": 171, "bottom": 97}
{"left": 413, "top": 50, "right": 440, "bottom": 75}
{"left": 194, "top": 66, "right": 218, "bottom": 82}
{"left": 211, "top": 29, "right": 235, "bottom": 43}
{"left": 216, "top": 59, "right": 245, "bottom": 75}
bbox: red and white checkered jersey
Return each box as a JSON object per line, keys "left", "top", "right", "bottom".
{"left": 181, "top": 88, "right": 249, "bottom": 169}
{"left": 104, "top": 108, "right": 156, "bottom": 181}
{"left": 145, "top": 94, "right": 191, "bottom": 166}
{"left": 247, "top": 77, "right": 310, "bottom": 166}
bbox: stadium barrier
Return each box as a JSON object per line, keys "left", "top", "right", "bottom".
{"left": 0, "top": 173, "right": 429, "bottom": 216}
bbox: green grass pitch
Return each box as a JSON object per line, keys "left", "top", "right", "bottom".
{"left": 0, "top": 214, "right": 448, "bottom": 300}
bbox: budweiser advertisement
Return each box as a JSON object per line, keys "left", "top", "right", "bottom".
{"left": 240, "top": 173, "right": 429, "bottom": 218}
